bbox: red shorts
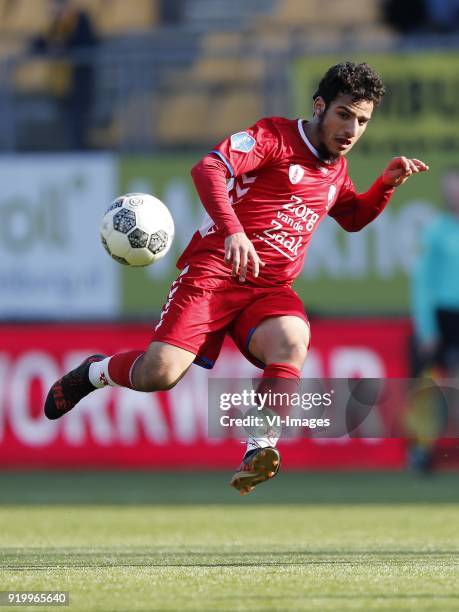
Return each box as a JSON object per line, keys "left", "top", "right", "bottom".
{"left": 151, "top": 265, "right": 308, "bottom": 369}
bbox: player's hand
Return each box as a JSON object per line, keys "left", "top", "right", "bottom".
{"left": 382, "top": 157, "right": 429, "bottom": 187}
{"left": 224, "top": 232, "right": 265, "bottom": 282}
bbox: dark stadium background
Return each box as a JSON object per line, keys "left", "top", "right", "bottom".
{"left": 0, "top": 3, "right": 458, "bottom": 611}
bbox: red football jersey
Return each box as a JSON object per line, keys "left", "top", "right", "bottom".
{"left": 178, "top": 117, "right": 393, "bottom": 286}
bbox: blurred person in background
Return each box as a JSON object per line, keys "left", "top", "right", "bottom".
{"left": 31, "top": 0, "right": 98, "bottom": 149}
{"left": 383, "top": 0, "right": 427, "bottom": 34}
{"left": 384, "top": 0, "right": 459, "bottom": 34}
{"left": 424, "top": 0, "right": 459, "bottom": 32}
{"left": 409, "top": 169, "right": 459, "bottom": 472}
{"left": 159, "top": 0, "right": 184, "bottom": 25}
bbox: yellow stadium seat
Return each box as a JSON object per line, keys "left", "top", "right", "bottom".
{"left": 0, "top": 38, "right": 24, "bottom": 60}
{"left": 200, "top": 32, "right": 244, "bottom": 53}
{"left": 313, "top": 0, "right": 381, "bottom": 26}
{"left": 189, "top": 56, "right": 264, "bottom": 84}
{"left": 249, "top": 22, "right": 291, "bottom": 52}
{"left": 256, "top": 0, "right": 382, "bottom": 33}
{"left": 258, "top": 0, "right": 318, "bottom": 28}
{"left": 155, "top": 91, "right": 211, "bottom": 145}
{"left": 348, "top": 24, "right": 397, "bottom": 48}
{"left": 298, "top": 26, "right": 343, "bottom": 51}
{"left": 208, "top": 91, "right": 261, "bottom": 140}
{"left": 14, "top": 59, "right": 49, "bottom": 93}
{"left": 154, "top": 86, "right": 262, "bottom": 146}
{"left": 14, "top": 57, "right": 72, "bottom": 96}
{"left": 76, "top": 0, "right": 158, "bottom": 35}
{"left": 0, "top": 0, "right": 49, "bottom": 35}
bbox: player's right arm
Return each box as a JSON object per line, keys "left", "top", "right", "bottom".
{"left": 190, "top": 118, "right": 282, "bottom": 281}
{"left": 191, "top": 155, "right": 262, "bottom": 282}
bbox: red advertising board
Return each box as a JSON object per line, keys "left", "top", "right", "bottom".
{"left": 0, "top": 320, "right": 410, "bottom": 470}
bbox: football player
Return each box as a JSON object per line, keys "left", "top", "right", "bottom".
{"left": 45, "top": 62, "right": 428, "bottom": 494}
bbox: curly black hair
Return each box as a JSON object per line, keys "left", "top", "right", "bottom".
{"left": 313, "top": 61, "right": 385, "bottom": 107}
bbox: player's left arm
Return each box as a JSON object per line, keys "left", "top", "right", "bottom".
{"left": 330, "top": 156, "right": 429, "bottom": 232}
{"left": 381, "top": 156, "right": 429, "bottom": 188}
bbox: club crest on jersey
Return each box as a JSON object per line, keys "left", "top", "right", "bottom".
{"left": 231, "top": 131, "right": 256, "bottom": 153}
{"left": 289, "top": 164, "right": 304, "bottom": 184}
{"left": 327, "top": 184, "right": 337, "bottom": 210}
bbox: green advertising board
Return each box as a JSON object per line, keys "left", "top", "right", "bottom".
{"left": 118, "top": 52, "right": 457, "bottom": 316}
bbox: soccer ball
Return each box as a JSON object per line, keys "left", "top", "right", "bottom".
{"left": 100, "top": 193, "right": 174, "bottom": 266}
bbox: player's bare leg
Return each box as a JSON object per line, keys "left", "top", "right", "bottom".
{"left": 230, "top": 316, "right": 310, "bottom": 494}
{"left": 249, "top": 316, "right": 310, "bottom": 370}
{"left": 44, "top": 342, "right": 195, "bottom": 419}
{"left": 129, "top": 342, "right": 196, "bottom": 391}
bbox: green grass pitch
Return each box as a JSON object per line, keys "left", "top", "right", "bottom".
{"left": 1, "top": 471, "right": 459, "bottom": 611}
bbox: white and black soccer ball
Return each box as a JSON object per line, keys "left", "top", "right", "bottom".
{"left": 100, "top": 193, "right": 174, "bottom": 266}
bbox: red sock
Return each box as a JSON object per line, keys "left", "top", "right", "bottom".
{"left": 256, "top": 362, "right": 301, "bottom": 415}
{"left": 246, "top": 363, "right": 301, "bottom": 453}
{"left": 263, "top": 363, "right": 301, "bottom": 381}
{"left": 108, "top": 350, "right": 144, "bottom": 388}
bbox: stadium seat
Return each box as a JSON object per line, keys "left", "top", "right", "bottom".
{"left": 248, "top": 21, "right": 290, "bottom": 51}
{"left": 312, "top": 0, "right": 381, "bottom": 27}
{"left": 297, "top": 26, "right": 343, "bottom": 51}
{"left": 347, "top": 24, "right": 396, "bottom": 49}
{"left": 0, "top": 39, "right": 24, "bottom": 61}
{"left": 0, "top": 0, "right": 49, "bottom": 36}
{"left": 77, "top": 0, "right": 158, "bottom": 36}
{"left": 207, "top": 90, "right": 261, "bottom": 139}
{"left": 155, "top": 88, "right": 261, "bottom": 146}
{"left": 188, "top": 56, "right": 264, "bottom": 84}
{"left": 155, "top": 91, "right": 211, "bottom": 145}
{"left": 257, "top": 0, "right": 317, "bottom": 28}
{"left": 13, "top": 58, "right": 72, "bottom": 96}
{"left": 200, "top": 32, "right": 245, "bottom": 53}
{"left": 256, "top": 0, "right": 382, "bottom": 33}
{"left": 252, "top": 0, "right": 391, "bottom": 52}
{"left": 183, "top": 0, "right": 277, "bottom": 33}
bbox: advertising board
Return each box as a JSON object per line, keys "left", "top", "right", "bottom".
{"left": 0, "top": 319, "right": 409, "bottom": 469}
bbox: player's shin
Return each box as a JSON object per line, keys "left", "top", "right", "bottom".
{"left": 88, "top": 350, "right": 145, "bottom": 389}
{"left": 245, "top": 362, "right": 301, "bottom": 455}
